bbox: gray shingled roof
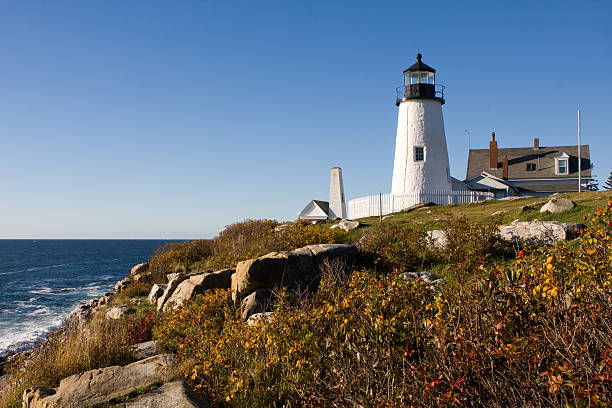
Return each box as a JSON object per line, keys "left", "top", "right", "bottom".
{"left": 466, "top": 145, "right": 591, "bottom": 181}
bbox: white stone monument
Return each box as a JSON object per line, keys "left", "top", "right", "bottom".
{"left": 391, "top": 54, "right": 452, "bottom": 195}
{"left": 328, "top": 167, "right": 346, "bottom": 219}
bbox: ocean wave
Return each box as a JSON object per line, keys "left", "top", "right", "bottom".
{"left": 24, "top": 263, "right": 68, "bottom": 272}
{"left": 0, "top": 270, "right": 18, "bottom": 276}
{"left": 28, "top": 284, "right": 110, "bottom": 296}
{"left": 0, "top": 315, "right": 64, "bottom": 358}
{"left": 26, "top": 306, "right": 52, "bottom": 316}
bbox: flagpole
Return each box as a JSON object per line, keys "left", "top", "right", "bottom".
{"left": 578, "top": 109, "right": 581, "bottom": 193}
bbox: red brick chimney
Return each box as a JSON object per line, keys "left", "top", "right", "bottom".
{"left": 534, "top": 138, "right": 539, "bottom": 149}
{"left": 502, "top": 155, "right": 509, "bottom": 180}
{"left": 489, "top": 132, "right": 498, "bottom": 169}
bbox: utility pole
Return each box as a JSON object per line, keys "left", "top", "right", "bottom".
{"left": 578, "top": 109, "right": 582, "bottom": 193}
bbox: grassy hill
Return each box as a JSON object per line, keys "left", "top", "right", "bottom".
{"left": 344, "top": 190, "right": 612, "bottom": 235}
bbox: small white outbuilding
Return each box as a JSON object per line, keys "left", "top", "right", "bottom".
{"left": 298, "top": 167, "right": 347, "bottom": 221}
{"left": 297, "top": 200, "right": 330, "bottom": 221}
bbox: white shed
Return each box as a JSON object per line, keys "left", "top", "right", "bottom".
{"left": 298, "top": 200, "right": 330, "bottom": 221}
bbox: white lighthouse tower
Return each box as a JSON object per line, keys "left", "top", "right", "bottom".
{"left": 391, "top": 54, "right": 452, "bottom": 195}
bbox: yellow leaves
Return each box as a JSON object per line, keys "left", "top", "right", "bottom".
{"left": 295, "top": 358, "right": 309, "bottom": 368}
{"left": 533, "top": 284, "right": 559, "bottom": 299}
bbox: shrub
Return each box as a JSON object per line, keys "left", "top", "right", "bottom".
{"left": 147, "top": 240, "right": 214, "bottom": 282}
{"left": 205, "top": 220, "right": 346, "bottom": 270}
{"left": 439, "top": 215, "right": 514, "bottom": 281}
{"left": 155, "top": 201, "right": 612, "bottom": 407}
{"left": 147, "top": 221, "right": 346, "bottom": 281}
{"left": 356, "top": 223, "right": 435, "bottom": 272}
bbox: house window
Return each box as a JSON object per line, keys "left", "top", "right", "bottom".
{"left": 557, "top": 159, "right": 568, "bottom": 175}
{"left": 526, "top": 163, "right": 536, "bottom": 171}
{"left": 414, "top": 146, "right": 424, "bottom": 162}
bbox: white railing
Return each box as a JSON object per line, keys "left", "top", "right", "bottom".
{"left": 348, "top": 191, "right": 495, "bottom": 220}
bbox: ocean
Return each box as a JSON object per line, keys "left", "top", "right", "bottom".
{"left": 0, "top": 239, "right": 181, "bottom": 357}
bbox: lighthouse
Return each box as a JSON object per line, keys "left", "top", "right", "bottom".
{"left": 391, "top": 54, "right": 452, "bottom": 195}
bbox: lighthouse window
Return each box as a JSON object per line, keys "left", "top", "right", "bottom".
{"left": 410, "top": 72, "right": 429, "bottom": 84}
{"left": 414, "top": 146, "right": 424, "bottom": 161}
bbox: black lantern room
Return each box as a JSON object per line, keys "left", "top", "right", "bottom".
{"left": 396, "top": 53, "right": 445, "bottom": 106}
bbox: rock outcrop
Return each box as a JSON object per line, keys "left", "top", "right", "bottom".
{"left": 330, "top": 219, "right": 360, "bottom": 232}
{"left": 105, "top": 305, "right": 127, "bottom": 320}
{"left": 132, "top": 341, "right": 160, "bottom": 361}
{"left": 401, "top": 271, "right": 445, "bottom": 285}
{"left": 246, "top": 312, "right": 274, "bottom": 326}
{"left": 120, "top": 380, "right": 209, "bottom": 407}
{"left": 498, "top": 220, "right": 584, "bottom": 245}
{"left": 274, "top": 223, "right": 292, "bottom": 232}
{"left": 540, "top": 197, "right": 576, "bottom": 214}
{"left": 240, "top": 288, "right": 273, "bottom": 320}
{"left": 162, "top": 269, "right": 233, "bottom": 311}
{"left": 231, "top": 244, "right": 357, "bottom": 319}
{"left": 114, "top": 277, "right": 131, "bottom": 293}
{"left": 156, "top": 274, "right": 189, "bottom": 311}
{"left": 23, "top": 354, "right": 175, "bottom": 408}
{"left": 426, "top": 230, "right": 448, "bottom": 248}
{"left": 130, "top": 262, "right": 150, "bottom": 276}
{"left": 147, "top": 284, "right": 167, "bottom": 305}
{"left": 428, "top": 220, "right": 584, "bottom": 248}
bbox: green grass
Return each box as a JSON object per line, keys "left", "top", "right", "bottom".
{"left": 343, "top": 190, "right": 612, "bottom": 240}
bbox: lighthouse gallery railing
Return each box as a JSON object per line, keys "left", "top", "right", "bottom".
{"left": 348, "top": 191, "right": 494, "bottom": 220}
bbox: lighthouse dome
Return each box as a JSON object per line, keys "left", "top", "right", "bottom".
{"left": 403, "top": 53, "right": 436, "bottom": 73}
{"left": 397, "top": 53, "right": 444, "bottom": 105}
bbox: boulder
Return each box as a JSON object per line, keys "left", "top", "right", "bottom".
{"left": 163, "top": 269, "right": 234, "bottom": 311}
{"left": 97, "top": 293, "right": 113, "bottom": 307}
{"left": 330, "top": 219, "right": 359, "bottom": 232}
{"left": 23, "top": 354, "right": 175, "bottom": 408}
{"left": 540, "top": 197, "right": 575, "bottom": 214}
{"left": 241, "top": 289, "right": 273, "bottom": 320}
{"left": 231, "top": 244, "right": 357, "bottom": 303}
{"left": 132, "top": 341, "right": 160, "bottom": 360}
{"left": 246, "top": 312, "right": 274, "bottom": 326}
{"left": 133, "top": 274, "right": 152, "bottom": 284}
{"left": 69, "top": 298, "right": 100, "bottom": 324}
{"left": 156, "top": 274, "right": 188, "bottom": 311}
{"left": 130, "top": 262, "right": 150, "bottom": 276}
{"left": 148, "top": 284, "right": 167, "bottom": 304}
{"left": 114, "top": 278, "right": 131, "bottom": 293}
{"left": 498, "top": 220, "right": 584, "bottom": 245}
{"left": 274, "top": 223, "right": 292, "bottom": 232}
{"left": 426, "top": 230, "right": 448, "bottom": 249}
{"left": 105, "top": 305, "right": 127, "bottom": 320}
{"left": 120, "top": 380, "right": 210, "bottom": 407}
{"left": 491, "top": 210, "right": 506, "bottom": 216}
{"left": 401, "top": 271, "right": 445, "bottom": 285}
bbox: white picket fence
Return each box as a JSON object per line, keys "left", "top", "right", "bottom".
{"left": 348, "top": 191, "right": 495, "bottom": 220}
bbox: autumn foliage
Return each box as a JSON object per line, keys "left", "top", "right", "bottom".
{"left": 155, "top": 202, "right": 612, "bottom": 407}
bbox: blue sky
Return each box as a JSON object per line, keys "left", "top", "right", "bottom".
{"left": 1, "top": 1, "right": 611, "bottom": 238}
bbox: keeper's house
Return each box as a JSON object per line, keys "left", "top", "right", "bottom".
{"left": 465, "top": 133, "right": 592, "bottom": 198}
